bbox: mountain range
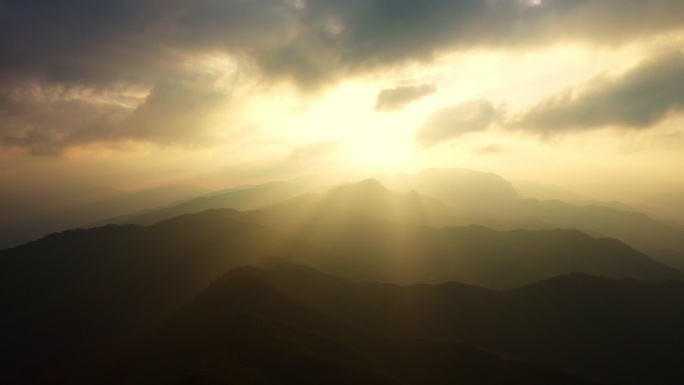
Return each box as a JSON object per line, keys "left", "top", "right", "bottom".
{"left": 82, "top": 168, "right": 684, "bottom": 271}
{"left": 3, "top": 168, "right": 684, "bottom": 384}
{"left": 7, "top": 262, "right": 684, "bottom": 384}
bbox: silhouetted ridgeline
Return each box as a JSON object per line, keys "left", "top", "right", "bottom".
{"left": 88, "top": 169, "right": 684, "bottom": 270}
{"left": 8, "top": 264, "right": 620, "bottom": 385}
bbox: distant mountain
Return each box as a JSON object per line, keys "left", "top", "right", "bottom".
{"left": 19, "top": 266, "right": 609, "bottom": 385}
{"left": 378, "top": 167, "right": 520, "bottom": 213}
{"left": 97, "top": 168, "right": 534, "bottom": 230}
{"left": 0, "top": 184, "right": 210, "bottom": 249}
{"left": 379, "top": 170, "right": 684, "bottom": 269}
{"left": 100, "top": 180, "right": 330, "bottom": 226}
{"left": 81, "top": 169, "right": 684, "bottom": 272}
{"left": 513, "top": 199, "right": 684, "bottom": 268}
{"left": 254, "top": 179, "right": 683, "bottom": 287}
{"left": 262, "top": 178, "right": 452, "bottom": 228}
{"left": 509, "top": 179, "right": 636, "bottom": 210}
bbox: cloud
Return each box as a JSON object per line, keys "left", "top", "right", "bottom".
{"left": 0, "top": 75, "right": 230, "bottom": 154}
{"left": 510, "top": 51, "right": 684, "bottom": 134}
{"left": 416, "top": 101, "right": 501, "bottom": 147}
{"left": 374, "top": 84, "right": 436, "bottom": 112}
{"left": 0, "top": 0, "right": 295, "bottom": 87}
{"left": 2, "top": 0, "right": 684, "bottom": 153}
{"left": 255, "top": 0, "right": 684, "bottom": 89}
{"left": 3, "top": 0, "right": 684, "bottom": 90}
{"left": 0, "top": 86, "right": 130, "bottom": 155}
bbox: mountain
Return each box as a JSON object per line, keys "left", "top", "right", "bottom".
{"left": 0, "top": 209, "right": 340, "bottom": 377}
{"left": 254, "top": 179, "right": 683, "bottom": 287}
{"left": 514, "top": 199, "right": 684, "bottom": 268}
{"left": 378, "top": 167, "right": 520, "bottom": 214}
{"left": 378, "top": 169, "right": 684, "bottom": 268}
{"left": 0, "top": 184, "right": 210, "bottom": 249}
{"left": 510, "top": 179, "right": 642, "bottom": 212}
{"left": 235, "top": 264, "right": 684, "bottom": 385}
{"left": 100, "top": 180, "right": 330, "bottom": 226}
{"left": 17, "top": 266, "right": 609, "bottom": 385}
{"left": 261, "top": 178, "right": 452, "bottom": 227}
{"left": 80, "top": 169, "right": 684, "bottom": 272}
{"left": 97, "top": 168, "right": 531, "bottom": 229}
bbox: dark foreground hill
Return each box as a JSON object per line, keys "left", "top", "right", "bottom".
{"left": 17, "top": 266, "right": 610, "bottom": 385}
{"left": 259, "top": 264, "right": 684, "bottom": 385}
{"left": 0, "top": 209, "right": 336, "bottom": 376}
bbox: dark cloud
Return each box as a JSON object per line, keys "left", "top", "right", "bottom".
{"left": 259, "top": 0, "right": 684, "bottom": 89}
{"left": 416, "top": 101, "right": 501, "bottom": 147}
{"left": 3, "top": 0, "right": 684, "bottom": 90}
{"left": 374, "top": 84, "right": 436, "bottom": 112}
{"left": 0, "top": 0, "right": 295, "bottom": 87}
{"left": 510, "top": 51, "right": 684, "bottom": 134}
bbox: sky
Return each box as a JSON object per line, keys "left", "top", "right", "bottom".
{"left": 1, "top": 0, "right": 684, "bottom": 214}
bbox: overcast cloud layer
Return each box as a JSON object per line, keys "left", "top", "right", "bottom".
{"left": 2, "top": 0, "right": 684, "bottom": 154}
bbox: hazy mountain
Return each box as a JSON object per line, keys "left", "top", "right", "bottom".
{"left": 262, "top": 178, "right": 452, "bottom": 228}
{"left": 378, "top": 168, "right": 520, "bottom": 214}
{"left": 510, "top": 179, "right": 639, "bottom": 212}
{"left": 96, "top": 169, "right": 684, "bottom": 270}
{"left": 634, "top": 190, "right": 684, "bottom": 225}
{"left": 254, "top": 179, "right": 683, "bottom": 287}
{"left": 513, "top": 199, "right": 684, "bottom": 268}
{"left": 378, "top": 170, "right": 684, "bottom": 269}
{"left": 0, "top": 184, "right": 209, "bottom": 249}
{"left": 16, "top": 266, "right": 609, "bottom": 385}
{"left": 100, "top": 180, "right": 332, "bottom": 227}
{"left": 97, "top": 168, "right": 537, "bottom": 230}
{"left": 73, "top": 169, "right": 684, "bottom": 273}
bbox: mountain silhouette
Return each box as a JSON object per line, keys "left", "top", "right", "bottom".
{"left": 253, "top": 179, "right": 682, "bottom": 287}
{"left": 378, "top": 167, "right": 520, "bottom": 214}
{"left": 18, "top": 265, "right": 610, "bottom": 385}
{"left": 0, "top": 184, "right": 209, "bottom": 249}
{"left": 98, "top": 180, "right": 330, "bottom": 227}
{"left": 230, "top": 264, "right": 684, "bottom": 385}
{"left": 0, "top": 209, "right": 340, "bottom": 377}
{"left": 83, "top": 170, "right": 684, "bottom": 272}
{"left": 3, "top": 174, "right": 684, "bottom": 384}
